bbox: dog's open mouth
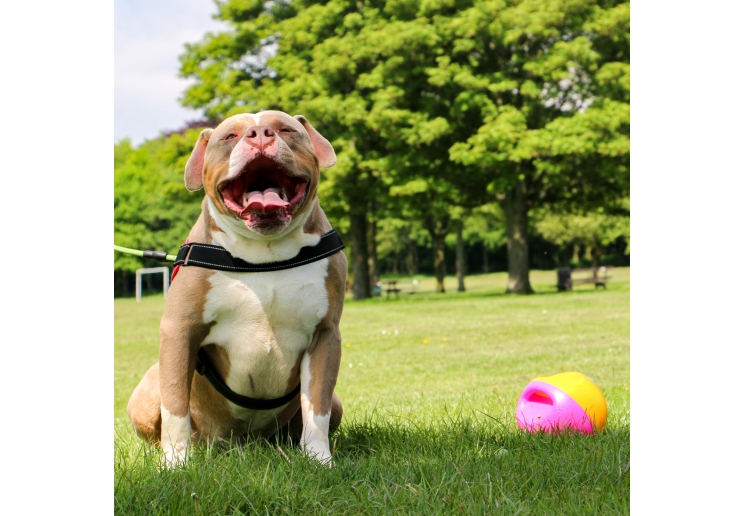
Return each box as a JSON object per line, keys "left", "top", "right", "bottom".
{"left": 219, "top": 157, "right": 308, "bottom": 228}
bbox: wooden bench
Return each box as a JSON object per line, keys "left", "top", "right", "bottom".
{"left": 384, "top": 281, "right": 401, "bottom": 298}
{"left": 557, "top": 266, "right": 613, "bottom": 291}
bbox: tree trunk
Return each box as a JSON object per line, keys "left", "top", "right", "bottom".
{"left": 590, "top": 245, "right": 601, "bottom": 278}
{"left": 367, "top": 219, "right": 378, "bottom": 285}
{"left": 406, "top": 239, "right": 419, "bottom": 276}
{"left": 500, "top": 181, "right": 534, "bottom": 294}
{"left": 456, "top": 221, "right": 466, "bottom": 292}
{"left": 483, "top": 245, "right": 489, "bottom": 274}
{"left": 350, "top": 210, "right": 371, "bottom": 300}
{"left": 432, "top": 235, "right": 446, "bottom": 293}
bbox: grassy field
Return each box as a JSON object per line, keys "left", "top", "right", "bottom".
{"left": 115, "top": 268, "right": 630, "bottom": 514}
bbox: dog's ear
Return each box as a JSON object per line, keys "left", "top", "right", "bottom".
{"left": 184, "top": 129, "right": 213, "bottom": 191}
{"left": 294, "top": 115, "right": 336, "bottom": 168}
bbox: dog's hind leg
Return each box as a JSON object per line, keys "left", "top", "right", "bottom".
{"left": 127, "top": 364, "right": 162, "bottom": 443}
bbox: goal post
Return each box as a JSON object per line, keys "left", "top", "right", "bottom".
{"left": 135, "top": 267, "right": 170, "bottom": 302}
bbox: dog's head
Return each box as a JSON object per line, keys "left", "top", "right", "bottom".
{"left": 184, "top": 111, "right": 336, "bottom": 236}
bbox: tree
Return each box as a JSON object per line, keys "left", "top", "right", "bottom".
{"left": 448, "top": 202, "right": 508, "bottom": 274}
{"left": 535, "top": 201, "right": 629, "bottom": 268}
{"left": 444, "top": 0, "right": 630, "bottom": 293}
{"left": 375, "top": 216, "right": 429, "bottom": 276}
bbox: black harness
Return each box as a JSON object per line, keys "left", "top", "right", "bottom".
{"left": 175, "top": 229, "right": 345, "bottom": 410}
{"left": 174, "top": 229, "right": 345, "bottom": 272}
{"left": 195, "top": 348, "right": 302, "bottom": 410}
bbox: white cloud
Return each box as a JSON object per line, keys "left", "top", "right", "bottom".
{"left": 114, "top": 0, "right": 225, "bottom": 145}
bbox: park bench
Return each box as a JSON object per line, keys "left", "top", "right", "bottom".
{"left": 556, "top": 266, "right": 612, "bottom": 291}
{"left": 384, "top": 280, "right": 401, "bottom": 298}
{"left": 374, "top": 280, "right": 419, "bottom": 298}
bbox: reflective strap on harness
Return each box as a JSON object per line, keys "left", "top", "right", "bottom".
{"left": 174, "top": 229, "right": 344, "bottom": 273}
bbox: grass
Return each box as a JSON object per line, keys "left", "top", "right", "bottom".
{"left": 115, "top": 268, "right": 630, "bottom": 515}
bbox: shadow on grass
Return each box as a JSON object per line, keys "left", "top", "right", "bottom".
{"left": 116, "top": 410, "right": 630, "bottom": 515}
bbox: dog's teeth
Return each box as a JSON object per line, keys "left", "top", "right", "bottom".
{"left": 243, "top": 192, "right": 250, "bottom": 206}
{"left": 281, "top": 188, "right": 288, "bottom": 201}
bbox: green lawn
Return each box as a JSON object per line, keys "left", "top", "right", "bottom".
{"left": 115, "top": 268, "right": 630, "bottom": 514}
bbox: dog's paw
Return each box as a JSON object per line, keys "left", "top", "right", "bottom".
{"left": 160, "top": 446, "right": 188, "bottom": 470}
{"left": 160, "top": 407, "right": 191, "bottom": 469}
{"left": 302, "top": 442, "right": 333, "bottom": 467}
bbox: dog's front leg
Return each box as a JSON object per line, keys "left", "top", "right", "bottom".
{"left": 300, "top": 326, "right": 342, "bottom": 465}
{"left": 158, "top": 317, "right": 200, "bottom": 467}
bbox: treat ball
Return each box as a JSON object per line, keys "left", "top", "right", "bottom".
{"left": 515, "top": 372, "right": 608, "bottom": 434}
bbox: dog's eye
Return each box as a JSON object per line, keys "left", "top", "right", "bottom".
{"left": 224, "top": 133, "right": 237, "bottom": 140}
{"left": 279, "top": 128, "right": 294, "bottom": 133}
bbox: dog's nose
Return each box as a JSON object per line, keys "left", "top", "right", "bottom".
{"left": 244, "top": 125, "right": 276, "bottom": 152}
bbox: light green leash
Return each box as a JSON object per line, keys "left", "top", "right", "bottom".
{"left": 114, "top": 244, "right": 177, "bottom": 263}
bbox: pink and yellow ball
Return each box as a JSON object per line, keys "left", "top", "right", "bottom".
{"left": 516, "top": 372, "right": 608, "bottom": 434}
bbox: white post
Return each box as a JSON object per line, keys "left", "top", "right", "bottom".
{"left": 163, "top": 268, "right": 170, "bottom": 298}
{"left": 135, "top": 269, "right": 142, "bottom": 303}
{"left": 135, "top": 267, "right": 170, "bottom": 303}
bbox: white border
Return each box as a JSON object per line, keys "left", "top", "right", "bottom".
{"left": 0, "top": 1, "right": 112, "bottom": 511}
{"left": 632, "top": 1, "right": 744, "bottom": 511}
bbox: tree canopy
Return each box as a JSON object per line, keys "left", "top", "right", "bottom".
{"left": 114, "top": 130, "right": 206, "bottom": 275}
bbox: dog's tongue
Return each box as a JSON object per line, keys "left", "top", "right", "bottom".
{"left": 243, "top": 188, "right": 289, "bottom": 213}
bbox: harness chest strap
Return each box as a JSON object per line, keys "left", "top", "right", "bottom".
{"left": 195, "top": 348, "right": 301, "bottom": 410}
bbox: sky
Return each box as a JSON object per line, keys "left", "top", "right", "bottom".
{"left": 115, "top": 0, "right": 225, "bottom": 146}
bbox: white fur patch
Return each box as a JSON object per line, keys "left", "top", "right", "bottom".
{"left": 161, "top": 406, "right": 191, "bottom": 467}
{"left": 299, "top": 353, "right": 333, "bottom": 465}
{"left": 201, "top": 251, "right": 330, "bottom": 428}
{"left": 248, "top": 112, "right": 264, "bottom": 125}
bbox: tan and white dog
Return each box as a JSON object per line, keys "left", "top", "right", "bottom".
{"left": 127, "top": 111, "right": 346, "bottom": 467}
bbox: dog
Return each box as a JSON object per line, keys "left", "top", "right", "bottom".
{"left": 127, "top": 111, "right": 346, "bottom": 467}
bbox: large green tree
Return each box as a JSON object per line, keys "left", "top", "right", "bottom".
{"left": 443, "top": 0, "right": 630, "bottom": 293}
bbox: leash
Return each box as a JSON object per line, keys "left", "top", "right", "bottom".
{"left": 114, "top": 229, "right": 345, "bottom": 410}
{"left": 113, "top": 230, "right": 344, "bottom": 272}
{"left": 113, "top": 244, "right": 176, "bottom": 263}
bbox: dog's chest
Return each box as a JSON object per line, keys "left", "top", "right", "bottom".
{"left": 200, "top": 259, "right": 330, "bottom": 401}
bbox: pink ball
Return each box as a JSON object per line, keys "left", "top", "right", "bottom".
{"left": 515, "top": 372, "right": 608, "bottom": 434}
